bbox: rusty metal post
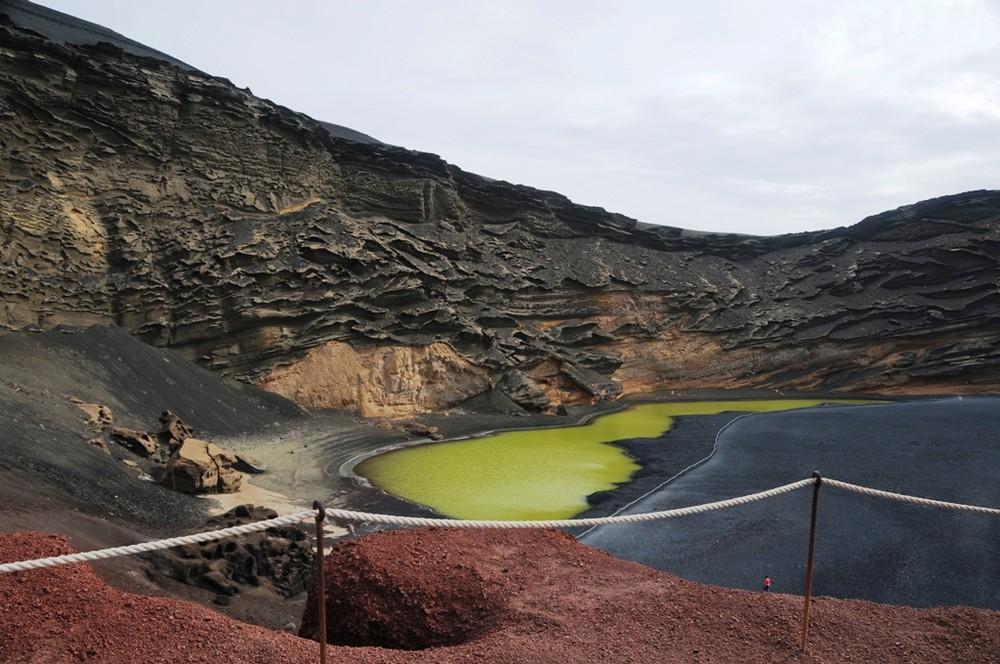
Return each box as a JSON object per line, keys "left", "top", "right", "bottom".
{"left": 800, "top": 471, "right": 822, "bottom": 653}
{"left": 313, "top": 500, "right": 328, "bottom": 664}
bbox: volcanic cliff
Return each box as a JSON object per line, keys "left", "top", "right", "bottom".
{"left": 2, "top": 7, "right": 999, "bottom": 416}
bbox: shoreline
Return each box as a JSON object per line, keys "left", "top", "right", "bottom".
{"left": 210, "top": 390, "right": 949, "bottom": 531}
{"left": 324, "top": 392, "right": 916, "bottom": 526}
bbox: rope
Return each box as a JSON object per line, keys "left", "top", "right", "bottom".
{"left": 2, "top": 476, "right": 999, "bottom": 574}
{"left": 0, "top": 480, "right": 812, "bottom": 574}
{"left": 323, "top": 478, "right": 815, "bottom": 529}
{"left": 0, "top": 510, "right": 315, "bottom": 574}
{"left": 823, "top": 478, "right": 1000, "bottom": 516}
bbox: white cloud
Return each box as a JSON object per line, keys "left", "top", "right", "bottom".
{"left": 926, "top": 74, "right": 1000, "bottom": 122}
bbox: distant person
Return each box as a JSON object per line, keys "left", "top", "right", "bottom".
{"left": 762, "top": 576, "right": 772, "bottom": 592}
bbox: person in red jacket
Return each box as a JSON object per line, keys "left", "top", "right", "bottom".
{"left": 762, "top": 576, "right": 772, "bottom": 592}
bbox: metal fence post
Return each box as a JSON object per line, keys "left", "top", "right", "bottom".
{"left": 313, "top": 500, "right": 328, "bottom": 664}
{"left": 800, "top": 471, "right": 822, "bottom": 653}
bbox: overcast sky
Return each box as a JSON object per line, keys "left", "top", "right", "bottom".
{"left": 40, "top": 0, "right": 1000, "bottom": 235}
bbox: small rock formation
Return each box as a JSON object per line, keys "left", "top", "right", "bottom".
{"left": 157, "top": 410, "right": 194, "bottom": 449}
{"left": 119, "top": 459, "right": 147, "bottom": 479}
{"left": 142, "top": 504, "right": 314, "bottom": 598}
{"left": 457, "top": 387, "right": 528, "bottom": 416}
{"left": 70, "top": 399, "right": 113, "bottom": 430}
{"left": 405, "top": 421, "right": 443, "bottom": 440}
{"left": 161, "top": 438, "right": 243, "bottom": 493}
{"left": 86, "top": 437, "right": 110, "bottom": 454}
{"left": 98, "top": 411, "right": 246, "bottom": 494}
{"left": 496, "top": 370, "right": 551, "bottom": 411}
{"left": 110, "top": 427, "right": 158, "bottom": 457}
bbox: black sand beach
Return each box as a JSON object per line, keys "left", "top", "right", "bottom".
{"left": 581, "top": 398, "right": 1000, "bottom": 610}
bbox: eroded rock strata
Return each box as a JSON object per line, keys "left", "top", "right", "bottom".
{"left": 2, "top": 14, "right": 999, "bottom": 415}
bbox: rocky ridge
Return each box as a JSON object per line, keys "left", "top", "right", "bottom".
{"left": 2, "top": 10, "right": 999, "bottom": 416}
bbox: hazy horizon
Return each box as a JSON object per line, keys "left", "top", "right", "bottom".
{"left": 34, "top": 0, "right": 1000, "bottom": 235}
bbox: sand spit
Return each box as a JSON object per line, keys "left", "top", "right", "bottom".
{"left": 2, "top": 529, "right": 998, "bottom": 663}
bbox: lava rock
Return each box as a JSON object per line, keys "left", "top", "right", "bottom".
{"left": 497, "top": 370, "right": 550, "bottom": 410}
{"left": 86, "top": 437, "right": 110, "bottom": 454}
{"left": 71, "top": 400, "right": 113, "bottom": 430}
{"left": 110, "top": 428, "right": 158, "bottom": 457}
{"left": 142, "top": 504, "right": 314, "bottom": 599}
{"left": 157, "top": 410, "right": 194, "bottom": 450}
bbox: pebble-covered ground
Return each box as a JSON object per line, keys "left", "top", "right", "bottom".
{"left": 2, "top": 529, "right": 998, "bottom": 663}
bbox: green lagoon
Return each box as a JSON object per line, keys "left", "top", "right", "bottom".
{"left": 356, "top": 399, "right": 863, "bottom": 520}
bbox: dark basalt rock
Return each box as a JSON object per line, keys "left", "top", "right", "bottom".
{"left": 497, "top": 370, "right": 550, "bottom": 410}
{"left": 457, "top": 388, "right": 528, "bottom": 416}
{"left": 142, "top": 504, "right": 314, "bottom": 598}
{"left": 1, "top": 8, "right": 999, "bottom": 407}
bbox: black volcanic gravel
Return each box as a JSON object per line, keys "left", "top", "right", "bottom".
{"left": 583, "top": 398, "right": 1000, "bottom": 610}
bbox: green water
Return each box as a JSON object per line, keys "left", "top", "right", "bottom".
{"left": 356, "top": 399, "right": 865, "bottom": 520}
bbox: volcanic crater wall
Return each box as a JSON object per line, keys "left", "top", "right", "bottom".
{"left": 2, "top": 15, "right": 1000, "bottom": 415}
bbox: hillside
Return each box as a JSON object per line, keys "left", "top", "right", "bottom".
{"left": 0, "top": 325, "right": 302, "bottom": 527}
{"left": 2, "top": 5, "right": 1000, "bottom": 419}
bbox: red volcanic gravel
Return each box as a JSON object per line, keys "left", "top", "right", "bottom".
{"left": 2, "top": 529, "right": 999, "bottom": 663}
{"left": 0, "top": 532, "right": 317, "bottom": 664}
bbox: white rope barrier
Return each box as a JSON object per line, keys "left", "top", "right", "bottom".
{"left": 823, "top": 478, "right": 1000, "bottom": 516}
{"left": 2, "top": 476, "right": 998, "bottom": 575}
{"left": 0, "top": 510, "right": 315, "bottom": 574}
{"left": 0, "top": 479, "right": 812, "bottom": 574}
{"left": 323, "top": 477, "right": 815, "bottom": 529}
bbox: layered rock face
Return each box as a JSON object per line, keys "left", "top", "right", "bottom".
{"left": 2, "top": 14, "right": 999, "bottom": 415}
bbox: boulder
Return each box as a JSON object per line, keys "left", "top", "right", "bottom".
{"left": 158, "top": 410, "right": 193, "bottom": 449}
{"left": 110, "top": 427, "right": 158, "bottom": 457}
{"left": 86, "top": 437, "right": 110, "bottom": 454}
{"left": 458, "top": 387, "right": 528, "bottom": 416}
{"left": 496, "top": 370, "right": 550, "bottom": 411}
{"left": 160, "top": 438, "right": 243, "bottom": 493}
{"left": 71, "top": 399, "right": 113, "bottom": 430}
{"left": 560, "top": 363, "right": 622, "bottom": 401}
{"left": 405, "top": 421, "right": 444, "bottom": 441}
{"left": 142, "top": 505, "right": 314, "bottom": 598}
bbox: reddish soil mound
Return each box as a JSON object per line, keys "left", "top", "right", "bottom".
{"left": 303, "top": 528, "right": 1000, "bottom": 663}
{"left": 299, "top": 528, "right": 506, "bottom": 648}
{"left": 2, "top": 529, "right": 999, "bottom": 663}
